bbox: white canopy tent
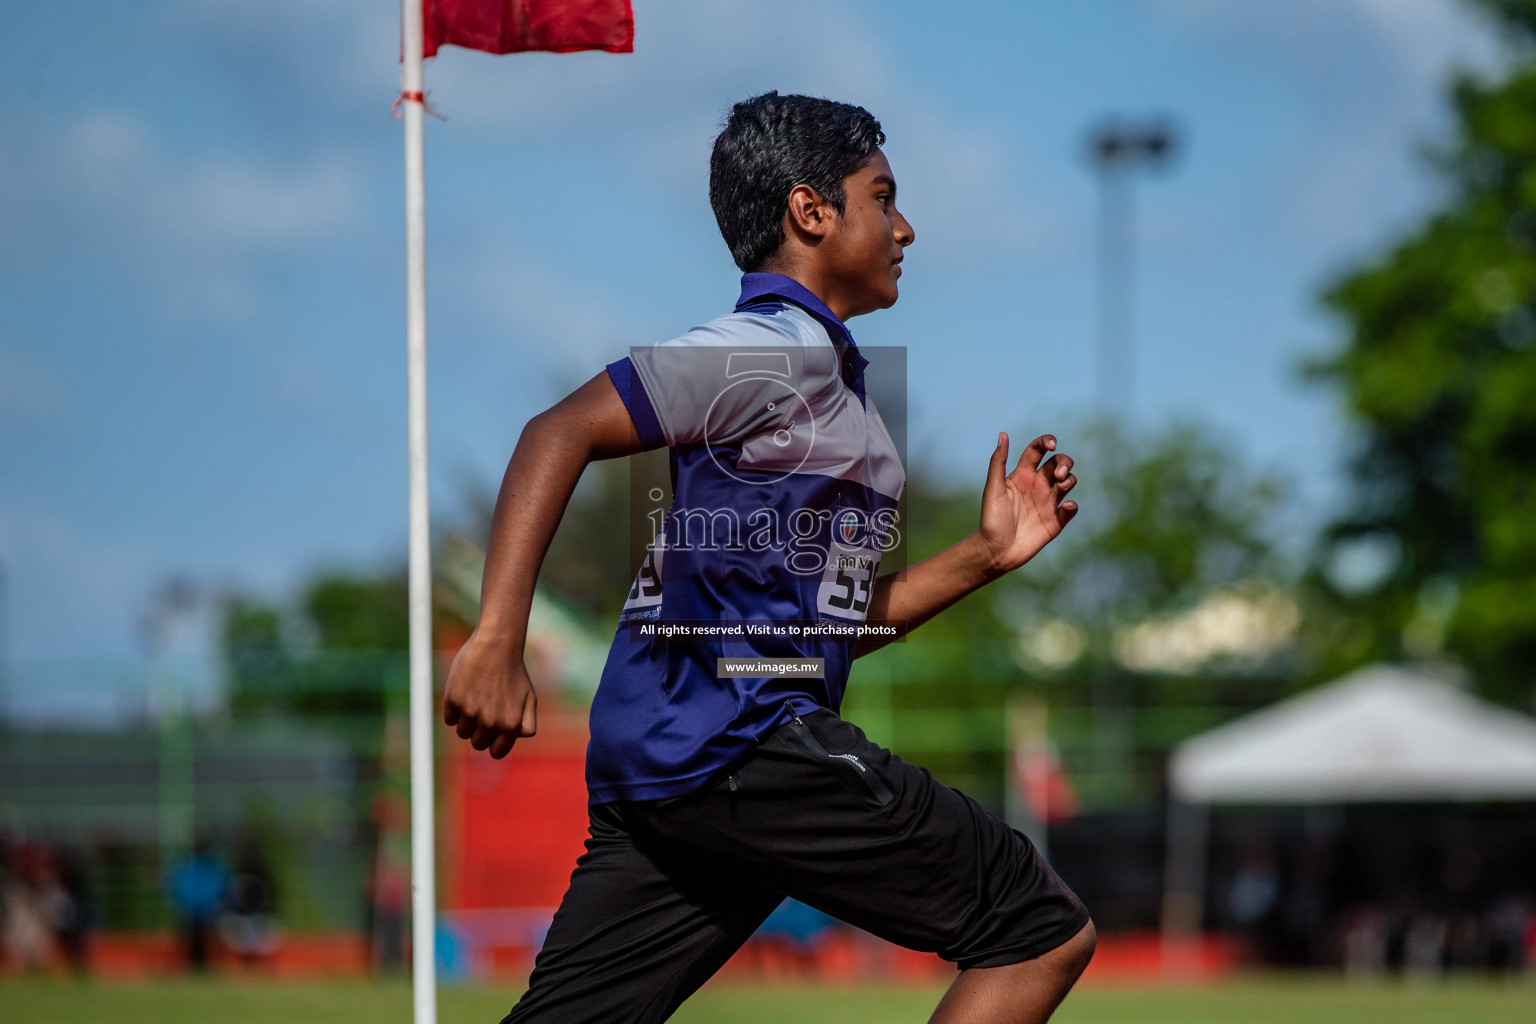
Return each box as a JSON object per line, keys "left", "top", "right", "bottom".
{"left": 1159, "top": 664, "right": 1536, "bottom": 970}
{"left": 1172, "top": 663, "right": 1536, "bottom": 803}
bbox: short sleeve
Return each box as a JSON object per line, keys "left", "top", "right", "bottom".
{"left": 622, "top": 310, "right": 841, "bottom": 448}
{"left": 605, "top": 356, "right": 667, "bottom": 451}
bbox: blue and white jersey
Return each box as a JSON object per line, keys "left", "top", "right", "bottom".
{"left": 588, "top": 272, "right": 906, "bottom": 803}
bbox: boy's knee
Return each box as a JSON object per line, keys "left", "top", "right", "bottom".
{"left": 1058, "top": 918, "right": 1096, "bottom": 983}
{"left": 1028, "top": 917, "right": 1093, "bottom": 994}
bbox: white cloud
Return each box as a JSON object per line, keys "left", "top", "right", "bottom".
{"left": 174, "top": 157, "right": 361, "bottom": 246}
{"left": 1156, "top": 0, "right": 1500, "bottom": 78}
{"left": 1151, "top": 0, "right": 1503, "bottom": 261}
{"left": 134, "top": 0, "right": 1053, "bottom": 273}
{"left": 416, "top": 0, "right": 1041, "bottom": 263}
{"left": 40, "top": 111, "right": 365, "bottom": 250}
{"left": 1352, "top": 0, "right": 1503, "bottom": 79}
{"left": 0, "top": 341, "right": 66, "bottom": 424}
{"left": 465, "top": 251, "right": 629, "bottom": 368}
{"left": 69, "top": 111, "right": 151, "bottom": 192}
{"left": 166, "top": 0, "right": 396, "bottom": 101}
{"left": 0, "top": 506, "right": 161, "bottom": 660}
{"left": 4, "top": 109, "right": 367, "bottom": 340}
{"left": 423, "top": 0, "right": 891, "bottom": 129}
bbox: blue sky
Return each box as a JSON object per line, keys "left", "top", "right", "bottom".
{"left": 0, "top": 0, "right": 1505, "bottom": 666}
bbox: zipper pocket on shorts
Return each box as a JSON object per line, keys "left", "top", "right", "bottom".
{"left": 783, "top": 703, "right": 895, "bottom": 806}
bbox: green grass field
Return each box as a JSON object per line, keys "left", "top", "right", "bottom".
{"left": 3, "top": 977, "right": 1534, "bottom": 1024}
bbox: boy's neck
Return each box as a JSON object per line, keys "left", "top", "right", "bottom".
{"left": 754, "top": 261, "right": 852, "bottom": 322}
{"left": 739, "top": 271, "right": 850, "bottom": 342}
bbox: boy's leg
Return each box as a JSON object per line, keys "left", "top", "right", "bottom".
{"left": 503, "top": 800, "right": 780, "bottom": 1024}
{"left": 632, "top": 709, "right": 1095, "bottom": 1024}
{"left": 927, "top": 920, "right": 1097, "bottom": 1024}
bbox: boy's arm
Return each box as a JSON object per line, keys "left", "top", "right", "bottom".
{"left": 854, "top": 432, "right": 1076, "bottom": 658}
{"left": 443, "top": 370, "right": 644, "bottom": 759}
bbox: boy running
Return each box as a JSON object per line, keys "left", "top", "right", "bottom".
{"left": 443, "top": 91, "right": 1094, "bottom": 1024}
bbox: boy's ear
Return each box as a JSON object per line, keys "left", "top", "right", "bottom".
{"left": 785, "top": 183, "right": 834, "bottom": 240}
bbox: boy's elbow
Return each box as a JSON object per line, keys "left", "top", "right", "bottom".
{"left": 522, "top": 407, "right": 555, "bottom": 439}
{"left": 522, "top": 407, "right": 597, "bottom": 463}
{"left": 522, "top": 371, "right": 643, "bottom": 462}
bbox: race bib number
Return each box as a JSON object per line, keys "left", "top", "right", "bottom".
{"left": 817, "top": 541, "right": 879, "bottom": 622}
{"left": 620, "top": 544, "right": 664, "bottom": 621}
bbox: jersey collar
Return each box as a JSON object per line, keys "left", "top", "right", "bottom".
{"left": 735, "top": 272, "right": 870, "bottom": 396}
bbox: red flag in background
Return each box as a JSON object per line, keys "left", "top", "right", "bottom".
{"left": 424, "top": 0, "right": 633, "bottom": 57}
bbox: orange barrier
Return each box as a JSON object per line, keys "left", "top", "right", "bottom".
{"left": 30, "top": 927, "right": 1238, "bottom": 983}
{"left": 30, "top": 931, "right": 372, "bottom": 979}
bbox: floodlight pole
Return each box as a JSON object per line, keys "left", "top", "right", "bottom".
{"left": 400, "top": 1, "right": 437, "bottom": 1022}
{"left": 1088, "top": 119, "right": 1178, "bottom": 422}
{"left": 1084, "top": 118, "right": 1178, "bottom": 806}
{"left": 1094, "top": 166, "right": 1135, "bottom": 422}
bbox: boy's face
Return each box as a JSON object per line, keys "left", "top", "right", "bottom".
{"left": 822, "top": 149, "right": 914, "bottom": 318}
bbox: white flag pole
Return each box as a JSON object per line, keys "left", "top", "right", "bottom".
{"left": 399, "top": 2, "right": 437, "bottom": 1022}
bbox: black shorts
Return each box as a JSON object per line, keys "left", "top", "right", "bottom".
{"left": 503, "top": 707, "right": 1090, "bottom": 1024}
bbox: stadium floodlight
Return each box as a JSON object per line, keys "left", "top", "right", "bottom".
{"left": 1083, "top": 117, "right": 1181, "bottom": 807}
{"left": 1085, "top": 117, "right": 1181, "bottom": 423}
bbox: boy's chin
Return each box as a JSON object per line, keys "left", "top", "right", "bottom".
{"left": 847, "top": 281, "right": 899, "bottom": 317}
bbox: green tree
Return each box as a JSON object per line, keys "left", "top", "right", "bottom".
{"left": 855, "top": 422, "right": 1293, "bottom": 808}
{"left": 221, "top": 573, "right": 410, "bottom": 719}
{"left": 992, "top": 421, "right": 1293, "bottom": 677}
{"left": 1308, "top": 0, "right": 1536, "bottom": 707}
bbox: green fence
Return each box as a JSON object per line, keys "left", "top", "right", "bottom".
{"left": 0, "top": 651, "right": 1264, "bottom": 931}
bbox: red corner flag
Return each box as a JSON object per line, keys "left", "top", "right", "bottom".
{"left": 424, "top": 0, "right": 633, "bottom": 57}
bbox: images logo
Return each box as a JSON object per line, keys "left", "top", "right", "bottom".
{"left": 704, "top": 351, "right": 816, "bottom": 485}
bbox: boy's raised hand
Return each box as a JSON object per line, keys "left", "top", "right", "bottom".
{"left": 976, "top": 432, "right": 1078, "bottom": 576}
{"left": 442, "top": 633, "right": 538, "bottom": 759}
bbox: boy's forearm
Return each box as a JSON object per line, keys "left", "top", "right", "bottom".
{"left": 853, "top": 432, "right": 1080, "bottom": 658}
{"left": 853, "top": 532, "right": 1001, "bottom": 657}
{"left": 473, "top": 412, "right": 593, "bottom": 650}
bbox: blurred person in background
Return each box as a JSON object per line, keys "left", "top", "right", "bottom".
{"left": 1404, "top": 913, "right": 1447, "bottom": 979}
{"left": 219, "top": 839, "right": 282, "bottom": 968}
{"left": 1484, "top": 895, "right": 1530, "bottom": 974}
{"left": 1439, "top": 846, "right": 1483, "bottom": 972}
{"left": 1, "top": 840, "right": 54, "bottom": 973}
{"left": 1343, "top": 904, "right": 1389, "bottom": 978}
{"left": 1226, "top": 840, "right": 1281, "bottom": 961}
{"left": 366, "top": 788, "right": 410, "bottom": 974}
{"left": 1277, "top": 838, "right": 1334, "bottom": 966}
{"left": 166, "top": 839, "right": 229, "bottom": 972}
{"left": 44, "top": 847, "right": 93, "bottom": 975}
{"left": 367, "top": 847, "right": 409, "bottom": 974}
